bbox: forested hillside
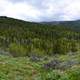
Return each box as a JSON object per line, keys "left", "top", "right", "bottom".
{"left": 0, "top": 16, "right": 80, "bottom": 80}
{"left": 0, "top": 16, "right": 80, "bottom": 57}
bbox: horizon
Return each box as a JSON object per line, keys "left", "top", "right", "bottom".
{"left": 1, "top": 16, "right": 80, "bottom": 23}
{"left": 0, "top": 0, "right": 80, "bottom": 22}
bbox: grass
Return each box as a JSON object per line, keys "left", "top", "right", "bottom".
{"left": 0, "top": 53, "right": 80, "bottom": 80}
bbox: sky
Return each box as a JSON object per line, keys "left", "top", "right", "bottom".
{"left": 0, "top": 0, "right": 80, "bottom": 22}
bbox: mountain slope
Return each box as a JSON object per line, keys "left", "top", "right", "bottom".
{"left": 0, "top": 16, "right": 80, "bottom": 57}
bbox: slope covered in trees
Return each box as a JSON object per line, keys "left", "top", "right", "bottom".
{"left": 0, "top": 16, "right": 80, "bottom": 57}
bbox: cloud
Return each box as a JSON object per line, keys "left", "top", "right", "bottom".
{"left": 62, "top": 0, "right": 80, "bottom": 20}
{"left": 0, "top": 0, "right": 80, "bottom": 21}
{"left": 0, "top": 0, "right": 42, "bottom": 21}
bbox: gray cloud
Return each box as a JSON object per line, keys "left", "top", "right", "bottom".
{"left": 0, "top": 0, "right": 80, "bottom": 22}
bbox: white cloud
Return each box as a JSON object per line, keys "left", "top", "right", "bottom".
{"left": 62, "top": 0, "right": 80, "bottom": 20}
{"left": 0, "top": 0, "right": 80, "bottom": 21}
{"left": 0, "top": 0, "right": 41, "bottom": 21}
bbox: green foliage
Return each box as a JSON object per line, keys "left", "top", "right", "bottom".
{"left": 52, "top": 39, "right": 69, "bottom": 54}
{"left": 0, "top": 16, "right": 80, "bottom": 56}
{"left": 70, "top": 41, "right": 79, "bottom": 52}
{"left": 9, "top": 43, "right": 27, "bottom": 57}
{"left": 68, "top": 67, "right": 80, "bottom": 80}
{"left": 0, "top": 51, "right": 79, "bottom": 80}
{"left": 32, "top": 48, "right": 45, "bottom": 56}
{"left": 0, "top": 16, "right": 80, "bottom": 80}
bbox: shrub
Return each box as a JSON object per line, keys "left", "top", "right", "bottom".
{"left": 9, "top": 43, "right": 27, "bottom": 57}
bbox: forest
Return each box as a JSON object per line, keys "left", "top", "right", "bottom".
{"left": 0, "top": 16, "right": 80, "bottom": 57}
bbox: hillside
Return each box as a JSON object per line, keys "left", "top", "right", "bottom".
{"left": 0, "top": 16, "right": 80, "bottom": 80}
{"left": 41, "top": 20, "right": 80, "bottom": 32}
{"left": 0, "top": 16, "right": 80, "bottom": 56}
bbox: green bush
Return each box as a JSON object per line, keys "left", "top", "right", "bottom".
{"left": 9, "top": 43, "right": 27, "bottom": 57}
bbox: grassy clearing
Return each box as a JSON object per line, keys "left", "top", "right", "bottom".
{"left": 0, "top": 53, "right": 79, "bottom": 80}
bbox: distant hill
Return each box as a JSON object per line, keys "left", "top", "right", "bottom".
{"left": 40, "top": 20, "right": 80, "bottom": 32}
{"left": 40, "top": 20, "right": 80, "bottom": 26}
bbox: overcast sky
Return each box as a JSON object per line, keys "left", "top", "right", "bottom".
{"left": 0, "top": 0, "right": 80, "bottom": 22}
